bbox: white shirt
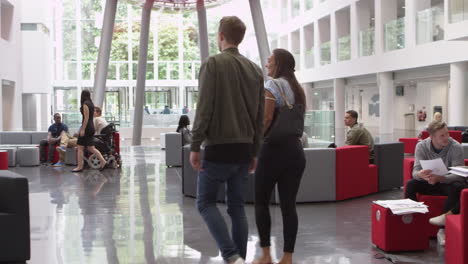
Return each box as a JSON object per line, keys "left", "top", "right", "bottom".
{"left": 94, "top": 116, "right": 108, "bottom": 134}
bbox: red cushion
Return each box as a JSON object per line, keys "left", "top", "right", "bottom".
{"left": 449, "top": 131, "right": 463, "bottom": 143}
{"left": 0, "top": 151, "right": 8, "bottom": 170}
{"left": 421, "top": 131, "right": 430, "bottom": 140}
{"left": 372, "top": 204, "right": 429, "bottom": 251}
{"left": 113, "top": 132, "right": 120, "bottom": 154}
{"left": 335, "top": 145, "right": 377, "bottom": 200}
{"left": 44, "top": 145, "right": 60, "bottom": 163}
{"left": 399, "top": 138, "right": 419, "bottom": 154}
{"left": 418, "top": 194, "right": 446, "bottom": 237}
{"left": 465, "top": 159, "right": 468, "bottom": 166}
{"left": 403, "top": 158, "right": 415, "bottom": 186}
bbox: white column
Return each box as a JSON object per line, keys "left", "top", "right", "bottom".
{"left": 249, "top": 0, "right": 271, "bottom": 77}
{"left": 178, "top": 13, "right": 184, "bottom": 109}
{"left": 197, "top": 0, "right": 209, "bottom": 61}
{"left": 330, "top": 12, "right": 337, "bottom": 64}
{"left": 300, "top": 26, "right": 305, "bottom": 70}
{"left": 449, "top": 62, "right": 468, "bottom": 126}
{"left": 334, "top": 78, "right": 346, "bottom": 146}
{"left": 132, "top": 0, "right": 154, "bottom": 146}
{"left": 350, "top": 2, "right": 359, "bottom": 59}
{"left": 314, "top": 21, "right": 321, "bottom": 67}
{"left": 93, "top": 0, "right": 118, "bottom": 108}
{"left": 375, "top": 0, "right": 397, "bottom": 55}
{"left": 405, "top": 0, "right": 417, "bottom": 49}
{"left": 378, "top": 72, "right": 394, "bottom": 142}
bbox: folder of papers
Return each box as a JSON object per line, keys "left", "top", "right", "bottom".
{"left": 373, "top": 199, "right": 429, "bottom": 215}
{"left": 449, "top": 166, "right": 468, "bottom": 177}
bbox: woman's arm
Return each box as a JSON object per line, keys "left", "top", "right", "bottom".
{"left": 81, "top": 104, "right": 89, "bottom": 135}
{"left": 263, "top": 90, "right": 276, "bottom": 135}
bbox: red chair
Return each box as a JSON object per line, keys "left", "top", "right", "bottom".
{"left": 335, "top": 145, "right": 377, "bottom": 201}
{"left": 399, "top": 138, "right": 419, "bottom": 155}
{"left": 421, "top": 130, "right": 462, "bottom": 143}
{"left": 446, "top": 189, "right": 468, "bottom": 264}
{"left": 44, "top": 145, "right": 60, "bottom": 164}
{"left": 403, "top": 157, "right": 415, "bottom": 186}
{"left": 0, "top": 151, "right": 8, "bottom": 170}
{"left": 113, "top": 132, "right": 120, "bottom": 154}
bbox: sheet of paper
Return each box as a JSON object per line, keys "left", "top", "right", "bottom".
{"left": 420, "top": 158, "right": 449, "bottom": 176}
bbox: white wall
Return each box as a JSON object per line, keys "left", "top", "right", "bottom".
{"left": 415, "top": 80, "right": 448, "bottom": 131}
{"left": 0, "top": 0, "right": 23, "bottom": 131}
{"left": 345, "top": 84, "right": 380, "bottom": 128}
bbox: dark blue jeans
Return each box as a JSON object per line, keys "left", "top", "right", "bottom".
{"left": 196, "top": 160, "right": 250, "bottom": 262}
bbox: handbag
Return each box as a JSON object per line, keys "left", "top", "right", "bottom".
{"left": 265, "top": 79, "right": 305, "bottom": 143}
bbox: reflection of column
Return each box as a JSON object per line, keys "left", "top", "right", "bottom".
{"left": 93, "top": 0, "right": 118, "bottom": 108}
{"left": 196, "top": 0, "right": 209, "bottom": 61}
{"left": 449, "top": 62, "right": 468, "bottom": 126}
{"left": 334, "top": 79, "right": 346, "bottom": 146}
{"left": 132, "top": 0, "right": 154, "bottom": 146}
{"left": 249, "top": 0, "right": 271, "bottom": 77}
{"left": 378, "top": 72, "right": 394, "bottom": 142}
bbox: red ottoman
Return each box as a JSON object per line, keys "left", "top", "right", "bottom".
{"left": 0, "top": 150, "right": 8, "bottom": 170}
{"left": 418, "top": 194, "right": 446, "bottom": 237}
{"left": 372, "top": 203, "right": 429, "bottom": 251}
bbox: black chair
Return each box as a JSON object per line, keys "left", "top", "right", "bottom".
{"left": 0, "top": 171, "right": 30, "bottom": 263}
{"left": 374, "top": 142, "right": 404, "bottom": 191}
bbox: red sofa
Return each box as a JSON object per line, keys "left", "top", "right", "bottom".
{"left": 421, "top": 130, "right": 462, "bottom": 143}
{"left": 446, "top": 189, "right": 468, "bottom": 264}
{"left": 335, "top": 146, "right": 377, "bottom": 201}
{"left": 399, "top": 130, "right": 463, "bottom": 155}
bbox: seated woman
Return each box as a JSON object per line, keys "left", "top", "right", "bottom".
{"left": 176, "top": 115, "right": 192, "bottom": 145}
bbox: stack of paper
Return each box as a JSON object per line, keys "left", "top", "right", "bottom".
{"left": 373, "top": 199, "right": 429, "bottom": 215}
{"left": 449, "top": 166, "right": 468, "bottom": 177}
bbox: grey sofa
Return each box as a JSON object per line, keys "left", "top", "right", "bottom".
{"left": 296, "top": 148, "right": 336, "bottom": 202}
{"left": 165, "top": 132, "right": 182, "bottom": 167}
{"left": 0, "top": 131, "right": 48, "bottom": 145}
{"left": 462, "top": 143, "right": 468, "bottom": 159}
{"left": 0, "top": 171, "right": 30, "bottom": 262}
{"left": 374, "top": 142, "right": 404, "bottom": 191}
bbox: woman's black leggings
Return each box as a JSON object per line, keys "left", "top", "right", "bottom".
{"left": 254, "top": 138, "right": 306, "bottom": 253}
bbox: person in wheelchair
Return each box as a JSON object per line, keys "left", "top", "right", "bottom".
{"left": 86, "top": 123, "right": 121, "bottom": 169}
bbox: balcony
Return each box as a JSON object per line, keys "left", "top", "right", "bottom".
{"left": 384, "top": 17, "right": 405, "bottom": 51}
{"left": 338, "top": 35, "right": 351, "bottom": 61}
{"left": 320, "top": 42, "right": 331, "bottom": 65}
{"left": 417, "top": 6, "right": 444, "bottom": 44}
{"left": 359, "top": 27, "right": 375, "bottom": 57}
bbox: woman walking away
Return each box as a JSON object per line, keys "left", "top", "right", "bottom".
{"left": 253, "top": 49, "right": 306, "bottom": 264}
{"left": 72, "top": 90, "right": 107, "bottom": 172}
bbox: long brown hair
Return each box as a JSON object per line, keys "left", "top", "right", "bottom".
{"left": 271, "top": 49, "right": 306, "bottom": 110}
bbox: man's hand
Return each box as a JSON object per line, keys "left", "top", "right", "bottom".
{"left": 79, "top": 129, "right": 85, "bottom": 137}
{"left": 428, "top": 175, "right": 444, "bottom": 185}
{"left": 418, "top": 169, "right": 432, "bottom": 181}
{"left": 48, "top": 138, "right": 57, "bottom": 145}
{"left": 190, "top": 151, "right": 202, "bottom": 171}
{"left": 249, "top": 157, "right": 258, "bottom": 174}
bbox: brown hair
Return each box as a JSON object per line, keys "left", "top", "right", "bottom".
{"left": 95, "top": 106, "right": 102, "bottom": 116}
{"left": 218, "top": 16, "right": 246, "bottom": 45}
{"left": 271, "top": 49, "right": 306, "bottom": 110}
{"left": 346, "top": 110, "right": 358, "bottom": 120}
{"left": 427, "top": 121, "right": 447, "bottom": 135}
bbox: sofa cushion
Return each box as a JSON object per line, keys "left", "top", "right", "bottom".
{"left": 0, "top": 132, "right": 31, "bottom": 145}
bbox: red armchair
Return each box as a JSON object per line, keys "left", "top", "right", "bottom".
{"left": 335, "top": 146, "right": 377, "bottom": 201}
{"left": 399, "top": 138, "right": 419, "bottom": 155}
{"left": 446, "top": 189, "right": 468, "bottom": 264}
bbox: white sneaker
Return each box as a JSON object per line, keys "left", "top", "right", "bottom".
{"left": 437, "top": 229, "right": 446, "bottom": 246}
{"left": 230, "top": 258, "right": 245, "bottom": 264}
{"left": 429, "top": 214, "right": 447, "bottom": 227}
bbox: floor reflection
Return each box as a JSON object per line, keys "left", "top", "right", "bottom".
{"left": 14, "top": 146, "right": 444, "bottom": 264}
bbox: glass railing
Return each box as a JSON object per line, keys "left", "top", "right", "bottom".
{"left": 450, "top": 0, "right": 468, "bottom": 23}
{"left": 417, "top": 6, "right": 444, "bottom": 44}
{"left": 359, "top": 27, "right": 375, "bottom": 57}
{"left": 61, "top": 60, "right": 201, "bottom": 81}
{"left": 384, "top": 17, "right": 405, "bottom": 51}
{"left": 305, "top": 0, "right": 313, "bottom": 10}
{"left": 338, "top": 35, "right": 351, "bottom": 61}
{"left": 305, "top": 48, "right": 314, "bottom": 68}
{"left": 304, "top": 110, "right": 335, "bottom": 148}
{"left": 320, "top": 42, "right": 331, "bottom": 65}
{"left": 291, "top": 0, "right": 300, "bottom": 17}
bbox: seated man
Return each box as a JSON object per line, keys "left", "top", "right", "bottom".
{"left": 344, "top": 110, "right": 375, "bottom": 163}
{"left": 93, "top": 106, "right": 108, "bottom": 135}
{"left": 405, "top": 121, "right": 466, "bottom": 227}
{"left": 40, "top": 113, "right": 69, "bottom": 165}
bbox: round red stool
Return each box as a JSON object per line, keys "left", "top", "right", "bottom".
{"left": 0, "top": 150, "right": 9, "bottom": 170}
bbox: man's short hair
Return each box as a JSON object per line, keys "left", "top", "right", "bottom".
{"left": 346, "top": 110, "right": 358, "bottom": 120}
{"left": 427, "top": 121, "right": 447, "bottom": 135}
{"left": 95, "top": 106, "right": 102, "bottom": 115}
{"left": 54, "top": 113, "right": 61, "bottom": 118}
{"left": 219, "top": 16, "right": 246, "bottom": 45}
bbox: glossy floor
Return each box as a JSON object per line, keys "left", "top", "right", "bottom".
{"left": 14, "top": 146, "right": 444, "bottom": 264}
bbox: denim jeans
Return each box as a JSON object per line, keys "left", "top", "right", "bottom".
{"left": 196, "top": 160, "right": 250, "bottom": 262}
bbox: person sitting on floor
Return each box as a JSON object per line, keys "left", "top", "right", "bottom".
{"left": 405, "top": 121, "right": 466, "bottom": 227}
{"left": 344, "top": 110, "right": 375, "bottom": 163}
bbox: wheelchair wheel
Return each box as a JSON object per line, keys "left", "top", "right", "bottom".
{"left": 87, "top": 154, "right": 102, "bottom": 169}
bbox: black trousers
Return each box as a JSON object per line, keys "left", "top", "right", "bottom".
{"left": 39, "top": 139, "right": 59, "bottom": 163}
{"left": 405, "top": 179, "right": 465, "bottom": 214}
{"left": 254, "top": 138, "right": 306, "bottom": 253}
